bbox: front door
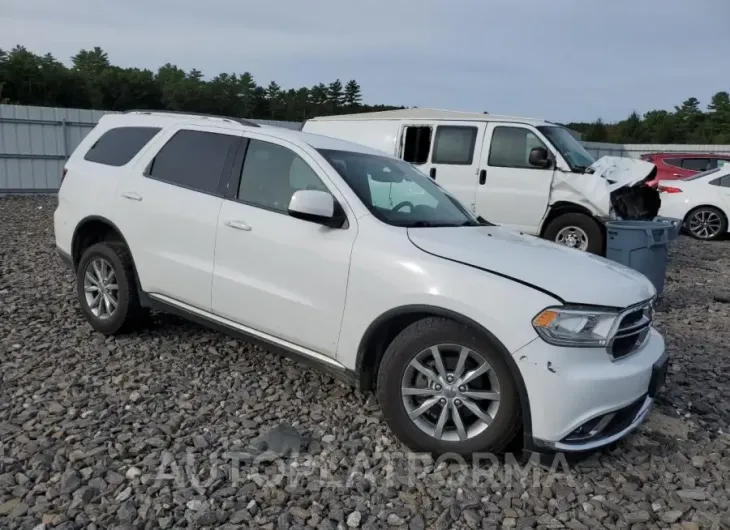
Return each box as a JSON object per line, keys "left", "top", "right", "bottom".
{"left": 211, "top": 134, "right": 356, "bottom": 357}
{"left": 398, "top": 122, "right": 485, "bottom": 214}
{"left": 476, "top": 123, "right": 554, "bottom": 233}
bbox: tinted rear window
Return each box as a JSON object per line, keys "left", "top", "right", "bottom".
{"left": 83, "top": 126, "right": 161, "bottom": 166}
{"left": 147, "top": 129, "right": 239, "bottom": 194}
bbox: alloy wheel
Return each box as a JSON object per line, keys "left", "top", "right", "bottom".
{"left": 400, "top": 344, "right": 501, "bottom": 442}
{"left": 83, "top": 258, "right": 119, "bottom": 319}
{"left": 688, "top": 210, "right": 723, "bottom": 240}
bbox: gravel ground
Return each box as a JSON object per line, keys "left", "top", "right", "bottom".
{"left": 1, "top": 195, "right": 729, "bottom": 530}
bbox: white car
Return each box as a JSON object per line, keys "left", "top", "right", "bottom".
{"left": 54, "top": 110, "right": 668, "bottom": 456}
{"left": 657, "top": 165, "right": 730, "bottom": 240}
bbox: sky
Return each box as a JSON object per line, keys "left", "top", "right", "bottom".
{"left": 2, "top": 0, "right": 729, "bottom": 123}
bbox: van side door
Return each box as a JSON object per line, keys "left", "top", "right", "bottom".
{"left": 476, "top": 123, "right": 554, "bottom": 234}
{"left": 398, "top": 122, "right": 485, "bottom": 214}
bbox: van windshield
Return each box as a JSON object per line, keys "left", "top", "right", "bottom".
{"left": 537, "top": 126, "right": 596, "bottom": 172}
{"left": 318, "top": 148, "right": 483, "bottom": 228}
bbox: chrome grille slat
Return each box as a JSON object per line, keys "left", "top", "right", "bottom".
{"left": 607, "top": 299, "right": 654, "bottom": 360}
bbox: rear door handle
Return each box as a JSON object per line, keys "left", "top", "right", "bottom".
{"left": 225, "top": 220, "right": 252, "bottom": 231}
{"left": 479, "top": 169, "right": 487, "bottom": 185}
{"left": 429, "top": 167, "right": 436, "bottom": 180}
{"left": 672, "top": 173, "right": 682, "bottom": 178}
{"left": 121, "top": 192, "right": 142, "bottom": 201}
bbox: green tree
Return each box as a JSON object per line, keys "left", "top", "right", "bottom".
{"left": 326, "top": 79, "right": 344, "bottom": 114}
{"left": 707, "top": 91, "right": 730, "bottom": 143}
{"left": 584, "top": 118, "right": 608, "bottom": 142}
{"left": 343, "top": 79, "right": 362, "bottom": 110}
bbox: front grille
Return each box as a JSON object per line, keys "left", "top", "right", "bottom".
{"left": 608, "top": 300, "right": 654, "bottom": 359}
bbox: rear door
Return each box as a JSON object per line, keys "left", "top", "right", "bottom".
{"left": 398, "top": 122, "right": 484, "bottom": 214}
{"left": 475, "top": 123, "right": 554, "bottom": 233}
{"left": 114, "top": 125, "right": 240, "bottom": 312}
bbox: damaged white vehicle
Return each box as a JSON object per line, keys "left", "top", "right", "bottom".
{"left": 302, "top": 109, "right": 661, "bottom": 254}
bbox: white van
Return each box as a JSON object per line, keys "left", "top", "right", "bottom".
{"left": 302, "top": 108, "right": 660, "bottom": 254}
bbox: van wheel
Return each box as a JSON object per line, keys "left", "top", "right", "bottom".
{"left": 376, "top": 317, "right": 521, "bottom": 456}
{"left": 76, "top": 242, "right": 148, "bottom": 335}
{"left": 544, "top": 213, "right": 604, "bottom": 254}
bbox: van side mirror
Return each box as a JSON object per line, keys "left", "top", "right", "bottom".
{"left": 288, "top": 190, "right": 346, "bottom": 228}
{"left": 528, "top": 147, "right": 552, "bottom": 169}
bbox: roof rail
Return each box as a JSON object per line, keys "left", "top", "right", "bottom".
{"left": 123, "top": 109, "right": 260, "bottom": 128}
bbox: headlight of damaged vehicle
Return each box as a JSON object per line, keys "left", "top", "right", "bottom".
{"left": 532, "top": 306, "right": 619, "bottom": 347}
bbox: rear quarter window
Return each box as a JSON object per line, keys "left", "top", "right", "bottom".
{"left": 83, "top": 126, "right": 162, "bottom": 167}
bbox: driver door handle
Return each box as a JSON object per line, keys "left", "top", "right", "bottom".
{"left": 479, "top": 169, "right": 487, "bottom": 185}
{"left": 429, "top": 167, "right": 436, "bottom": 180}
{"left": 225, "top": 220, "right": 252, "bottom": 231}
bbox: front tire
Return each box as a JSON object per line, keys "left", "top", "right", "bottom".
{"left": 684, "top": 206, "right": 727, "bottom": 241}
{"left": 543, "top": 212, "right": 604, "bottom": 254}
{"left": 376, "top": 317, "right": 521, "bottom": 456}
{"left": 76, "top": 242, "right": 147, "bottom": 335}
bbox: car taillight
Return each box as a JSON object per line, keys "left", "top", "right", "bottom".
{"left": 658, "top": 186, "right": 682, "bottom": 193}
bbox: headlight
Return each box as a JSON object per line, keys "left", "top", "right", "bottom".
{"left": 532, "top": 306, "right": 619, "bottom": 347}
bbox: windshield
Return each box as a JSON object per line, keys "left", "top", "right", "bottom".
{"left": 537, "top": 125, "right": 596, "bottom": 172}
{"left": 318, "top": 149, "right": 482, "bottom": 228}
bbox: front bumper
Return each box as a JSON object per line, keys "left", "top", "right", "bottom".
{"left": 515, "top": 327, "right": 667, "bottom": 452}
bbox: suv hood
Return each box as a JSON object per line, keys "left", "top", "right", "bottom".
{"left": 552, "top": 156, "right": 661, "bottom": 220}
{"left": 408, "top": 224, "right": 655, "bottom": 308}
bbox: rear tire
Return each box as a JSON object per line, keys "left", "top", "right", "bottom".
{"left": 76, "top": 242, "right": 148, "bottom": 335}
{"left": 543, "top": 212, "right": 604, "bottom": 254}
{"left": 376, "top": 317, "right": 521, "bottom": 456}
{"left": 684, "top": 206, "right": 727, "bottom": 241}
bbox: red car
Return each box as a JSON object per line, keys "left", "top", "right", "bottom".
{"left": 642, "top": 152, "right": 730, "bottom": 184}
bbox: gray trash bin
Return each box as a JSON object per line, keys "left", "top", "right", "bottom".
{"left": 604, "top": 219, "right": 676, "bottom": 295}
{"left": 653, "top": 215, "right": 682, "bottom": 241}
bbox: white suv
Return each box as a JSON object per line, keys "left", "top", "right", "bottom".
{"left": 54, "top": 110, "right": 669, "bottom": 456}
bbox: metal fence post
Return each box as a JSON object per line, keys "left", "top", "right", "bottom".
{"left": 62, "top": 118, "right": 69, "bottom": 160}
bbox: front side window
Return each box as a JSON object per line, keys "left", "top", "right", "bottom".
{"left": 488, "top": 126, "right": 550, "bottom": 170}
{"left": 147, "top": 129, "right": 238, "bottom": 194}
{"left": 84, "top": 126, "right": 161, "bottom": 167}
{"left": 238, "top": 139, "right": 328, "bottom": 213}
{"left": 318, "top": 148, "right": 479, "bottom": 228}
{"left": 432, "top": 126, "right": 478, "bottom": 165}
{"left": 536, "top": 125, "right": 595, "bottom": 172}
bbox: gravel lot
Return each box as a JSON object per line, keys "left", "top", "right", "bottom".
{"left": 1, "top": 196, "right": 729, "bottom": 530}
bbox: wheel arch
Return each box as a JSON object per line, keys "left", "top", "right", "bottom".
{"left": 539, "top": 201, "right": 602, "bottom": 238}
{"left": 71, "top": 216, "right": 149, "bottom": 305}
{"left": 71, "top": 215, "right": 129, "bottom": 269}
{"left": 355, "top": 304, "right": 533, "bottom": 443}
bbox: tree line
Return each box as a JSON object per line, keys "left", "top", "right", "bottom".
{"left": 567, "top": 94, "right": 730, "bottom": 144}
{"left": 2, "top": 44, "right": 729, "bottom": 144}
{"left": 0, "top": 45, "right": 402, "bottom": 121}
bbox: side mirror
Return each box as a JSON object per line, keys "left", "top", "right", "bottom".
{"left": 288, "top": 190, "right": 345, "bottom": 228}
{"left": 528, "top": 147, "right": 552, "bottom": 169}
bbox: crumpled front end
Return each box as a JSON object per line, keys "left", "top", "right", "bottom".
{"left": 550, "top": 156, "right": 661, "bottom": 220}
